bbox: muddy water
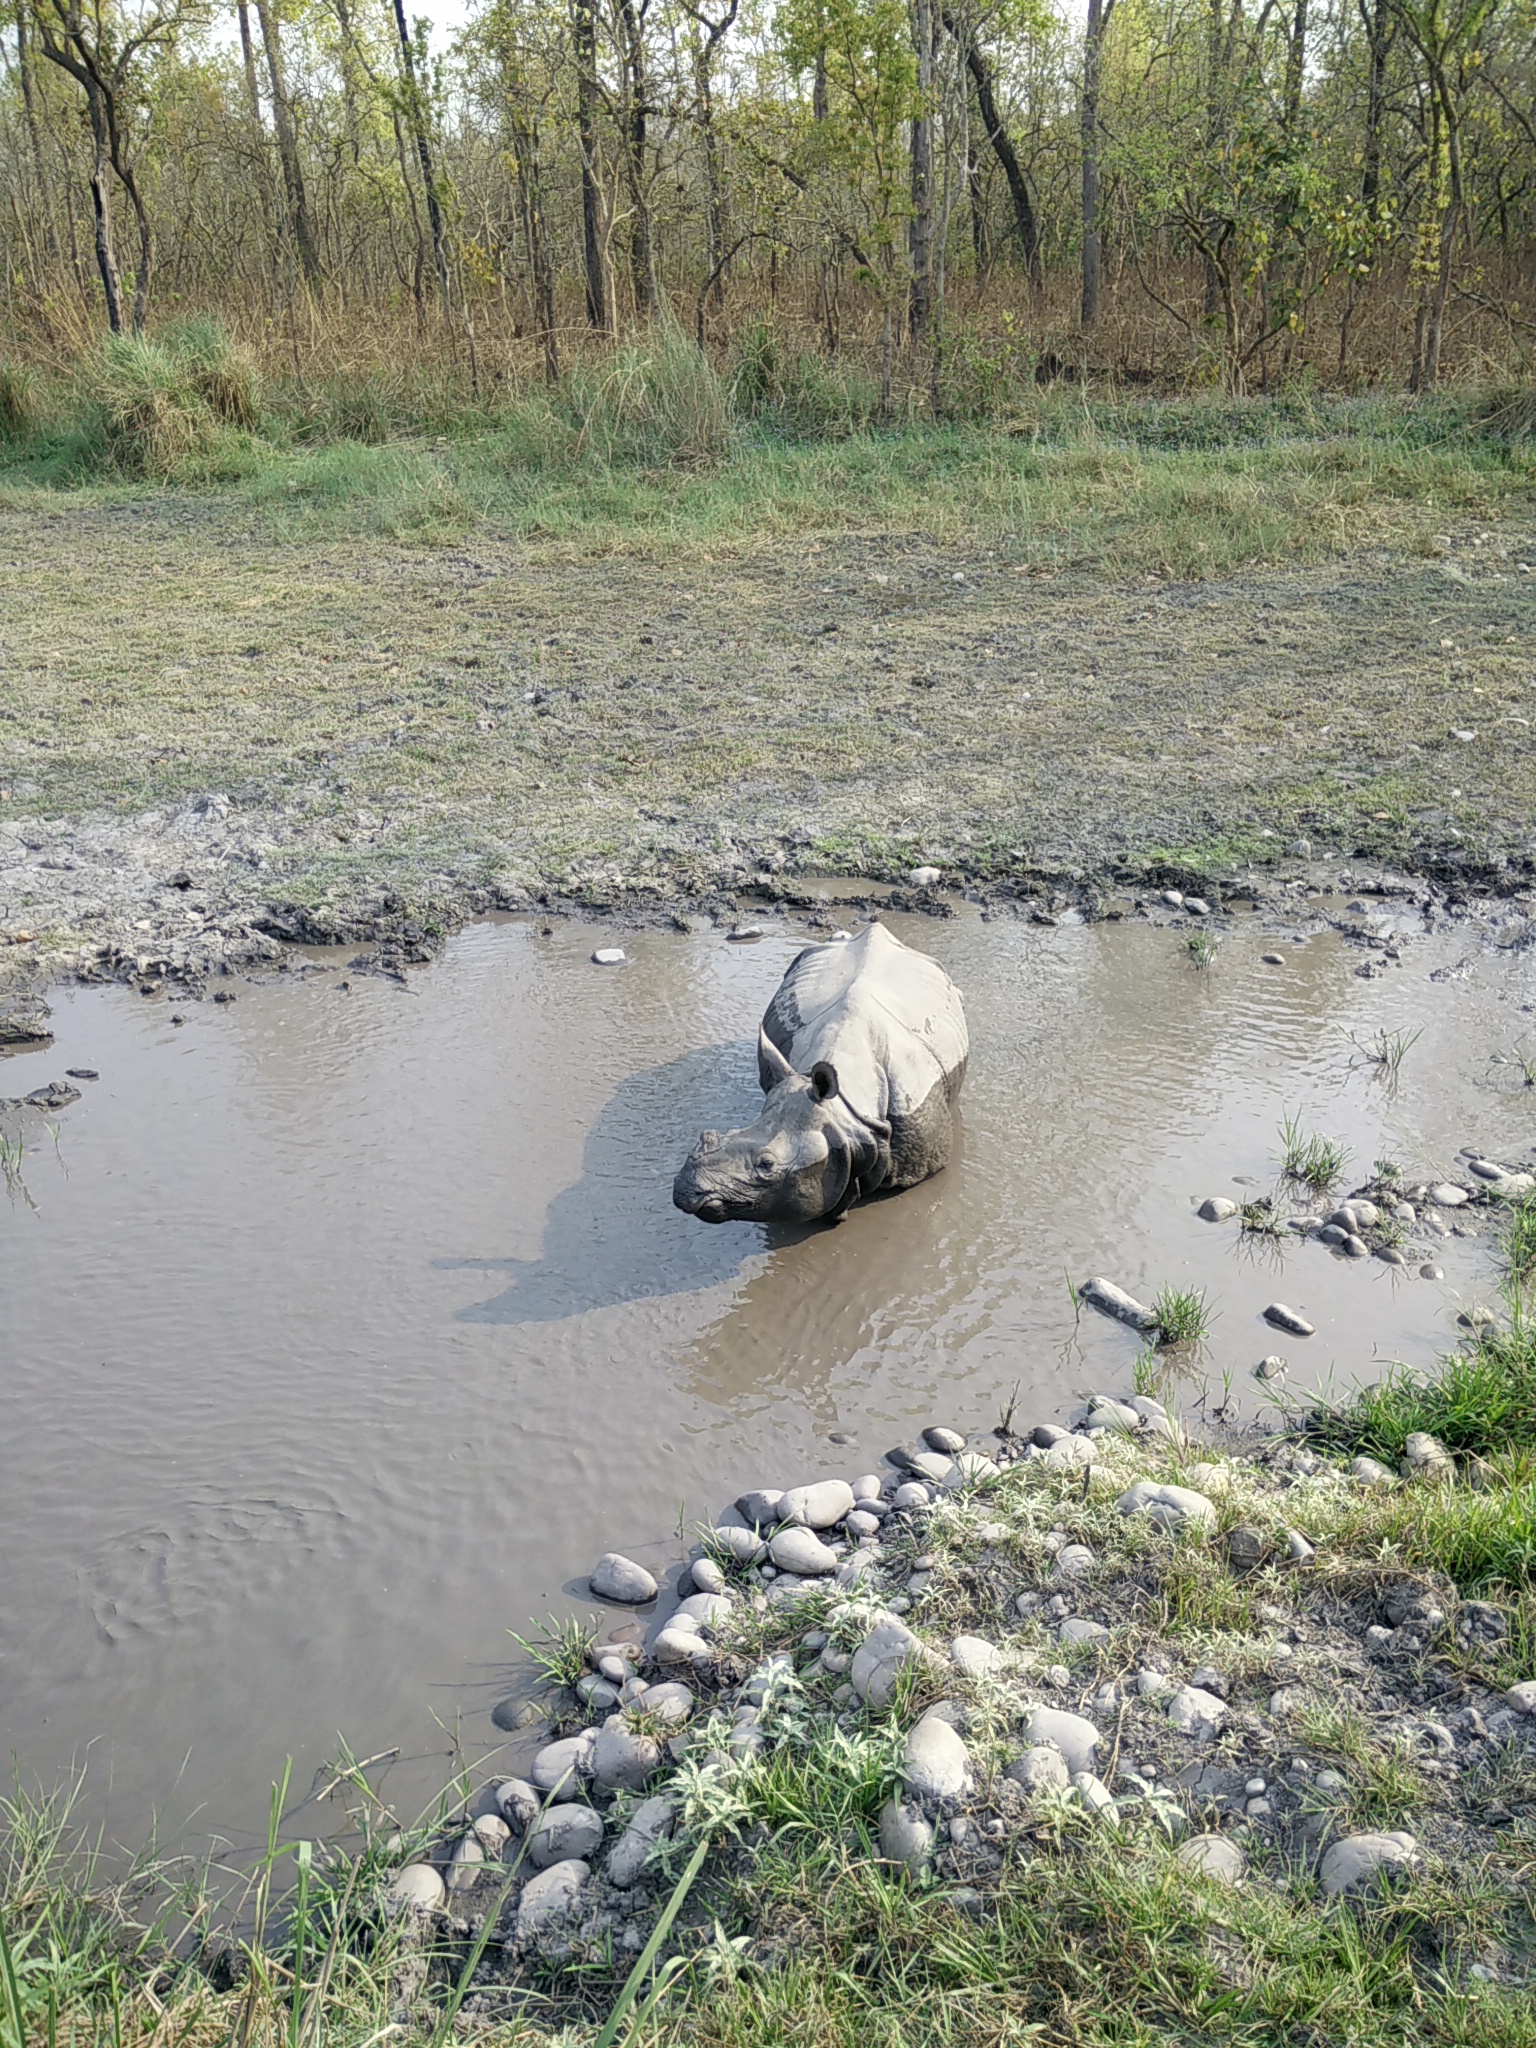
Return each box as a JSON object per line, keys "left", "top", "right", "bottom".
{"left": 1, "top": 904, "right": 1531, "bottom": 1853}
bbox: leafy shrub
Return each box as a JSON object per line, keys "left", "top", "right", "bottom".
{"left": 80, "top": 323, "right": 259, "bottom": 479}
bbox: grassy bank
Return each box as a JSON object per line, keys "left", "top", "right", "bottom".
{"left": 1, "top": 325, "right": 1533, "bottom": 563}
{"left": 6, "top": 1210, "right": 1535, "bottom": 2046}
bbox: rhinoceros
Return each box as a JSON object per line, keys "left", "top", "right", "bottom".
{"left": 673, "top": 923, "right": 968, "bottom": 1224}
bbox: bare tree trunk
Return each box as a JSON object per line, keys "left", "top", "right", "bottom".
{"left": 119, "top": 161, "right": 153, "bottom": 330}
{"left": 15, "top": 1, "right": 57, "bottom": 262}
{"left": 908, "top": 0, "right": 934, "bottom": 343}
{"left": 573, "top": 0, "right": 609, "bottom": 329}
{"left": 616, "top": 0, "right": 655, "bottom": 319}
{"left": 1081, "top": 0, "right": 1113, "bottom": 326}
{"left": 253, "top": 0, "right": 321, "bottom": 285}
{"left": 510, "top": 108, "right": 558, "bottom": 383}
{"left": 944, "top": 12, "right": 1041, "bottom": 289}
{"left": 388, "top": 0, "right": 449, "bottom": 308}
{"left": 84, "top": 78, "right": 124, "bottom": 332}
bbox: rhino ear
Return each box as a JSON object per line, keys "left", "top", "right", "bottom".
{"left": 758, "top": 1025, "right": 795, "bottom": 1086}
{"left": 811, "top": 1060, "right": 840, "bottom": 1102}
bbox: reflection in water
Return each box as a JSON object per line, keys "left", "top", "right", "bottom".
{"left": 0, "top": 902, "right": 1526, "bottom": 1860}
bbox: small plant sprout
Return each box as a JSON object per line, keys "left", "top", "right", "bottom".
{"left": 1153, "top": 1285, "right": 1213, "bottom": 1345}
{"left": 1372, "top": 1156, "right": 1403, "bottom": 1183}
{"left": 997, "top": 1379, "right": 1023, "bottom": 1435}
{"left": 1489, "top": 1044, "right": 1536, "bottom": 1090}
{"left": 0, "top": 1127, "right": 31, "bottom": 1205}
{"left": 1186, "top": 931, "right": 1218, "bottom": 970}
{"left": 1278, "top": 1111, "right": 1349, "bottom": 1191}
{"left": 1345, "top": 1025, "right": 1422, "bottom": 1078}
{"left": 1131, "top": 1346, "right": 1162, "bottom": 1396}
{"left": 1240, "top": 1195, "right": 1284, "bottom": 1236}
{"left": 509, "top": 1614, "right": 596, "bottom": 1692}
{"left": 1507, "top": 1192, "right": 1536, "bottom": 1291}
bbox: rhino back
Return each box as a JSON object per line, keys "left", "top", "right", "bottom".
{"left": 764, "top": 927, "right": 967, "bottom": 1187}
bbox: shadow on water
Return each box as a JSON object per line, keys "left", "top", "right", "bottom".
{"left": 438, "top": 1042, "right": 818, "bottom": 1324}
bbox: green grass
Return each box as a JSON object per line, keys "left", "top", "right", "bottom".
{"left": 1278, "top": 1112, "right": 1350, "bottom": 1193}
{"left": 508, "top": 1612, "right": 596, "bottom": 1693}
{"left": 1154, "top": 1284, "right": 1215, "bottom": 1344}
{"left": 1309, "top": 1320, "right": 1536, "bottom": 1466}
{"left": 1506, "top": 1194, "right": 1536, "bottom": 1289}
{"left": 1186, "top": 930, "right": 1218, "bottom": 970}
{"left": 1346, "top": 1026, "right": 1423, "bottom": 1078}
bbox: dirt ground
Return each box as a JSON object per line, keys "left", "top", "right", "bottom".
{"left": 2, "top": 498, "right": 1534, "bottom": 989}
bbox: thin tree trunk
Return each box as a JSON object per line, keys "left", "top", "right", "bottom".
{"left": 253, "top": 0, "right": 322, "bottom": 285}
{"left": 573, "top": 0, "right": 609, "bottom": 329}
{"left": 616, "top": 0, "right": 655, "bottom": 319}
{"left": 944, "top": 12, "right": 1041, "bottom": 288}
{"left": 389, "top": 0, "right": 449, "bottom": 308}
{"left": 15, "top": 1, "right": 57, "bottom": 262}
{"left": 908, "top": 0, "right": 935, "bottom": 343}
{"left": 84, "top": 79, "right": 124, "bottom": 331}
{"left": 1080, "top": 0, "right": 1113, "bottom": 326}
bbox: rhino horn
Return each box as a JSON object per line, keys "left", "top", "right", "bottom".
{"left": 758, "top": 1025, "right": 795, "bottom": 1086}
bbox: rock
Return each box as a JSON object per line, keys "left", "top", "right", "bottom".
{"left": 388, "top": 1863, "right": 446, "bottom": 1912}
{"left": 591, "top": 948, "right": 627, "bottom": 966}
{"left": 682, "top": 1552, "right": 725, "bottom": 1596}
{"left": 1189, "top": 1665, "right": 1226, "bottom": 1696}
{"left": 592, "top": 1721, "right": 663, "bottom": 1793}
{"left": 528, "top": 1805, "right": 605, "bottom": 1869}
{"left": 1262, "top": 952, "right": 1285, "bottom": 966}
{"left": 1255, "top": 1354, "right": 1288, "bottom": 1382}
{"left": 1054, "top": 1542, "right": 1096, "bottom": 1578}
{"left": 736, "top": 1489, "right": 786, "bottom": 1527}
{"left": 607, "top": 1795, "right": 676, "bottom": 1887}
{"left": 878, "top": 1796, "right": 935, "bottom": 1870}
{"left": 1381, "top": 1585, "right": 1446, "bottom": 1631}
{"left": 780, "top": 1479, "right": 856, "bottom": 1529}
{"left": 516, "top": 1859, "right": 591, "bottom": 1935}
{"left": 852, "top": 1473, "right": 883, "bottom": 1501}
{"left": 531, "top": 1732, "right": 597, "bottom": 1801}
{"left": 1376, "top": 1247, "right": 1405, "bottom": 1266}
{"left": 907, "top": 866, "right": 942, "bottom": 889}
{"left": 1184, "top": 898, "right": 1211, "bottom": 917}
{"left": 1079, "top": 1277, "right": 1159, "bottom": 1331}
{"left": 1166, "top": 1687, "right": 1227, "bottom": 1740}
{"left": 1286, "top": 1530, "right": 1316, "bottom": 1564}
{"left": 1226, "top": 1526, "right": 1266, "bottom": 1570}
{"left": 1419, "top": 1264, "right": 1444, "bottom": 1281}
{"left": 1401, "top": 1432, "right": 1453, "bottom": 1480}
{"left": 577, "top": 1675, "right": 621, "bottom": 1712}
{"left": 1263, "top": 1303, "right": 1315, "bottom": 1335}
{"left": 1505, "top": 1682, "right": 1536, "bottom": 1715}
{"left": 1032, "top": 1423, "right": 1070, "bottom": 1448}
{"left": 1018, "top": 1707, "right": 1100, "bottom": 1777}
{"left": 1318, "top": 1224, "right": 1347, "bottom": 1247}
{"left": 1178, "top": 1834, "right": 1245, "bottom": 1883}
{"left": 1059, "top": 1618, "right": 1111, "bottom": 1645}
{"left": 1352, "top": 1201, "right": 1381, "bottom": 1228}
{"left": 768, "top": 1526, "right": 839, "bottom": 1575}
{"left": 637, "top": 1680, "right": 694, "bottom": 1726}
{"left": 1044, "top": 1434, "right": 1099, "bottom": 1471}
{"left": 892, "top": 1481, "right": 931, "bottom": 1509}
{"left": 495, "top": 1778, "right": 540, "bottom": 1830}
{"left": 902, "top": 1716, "right": 971, "bottom": 1801}
{"left": 711, "top": 1525, "right": 767, "bottom": 1565}
{"left": 590, "top": 1553, "right": 659, "bottom": 1604}
{"left": 1429, "top": 1183, "right": 1468, "bottom": 1207}
{"left": 1073, "top": 1771, "right": 1117, "bottom": 1816}
{"left": 1342, "top": 1234, "right": 1369, "bottom": 1259}
{"left": 1350, "top": 1455, "right": 1394, "bottom": 1487}
{"left": 674, "top": 1591, "right": 733, "bottom": 1630}
{"left": 851, "top": 1615, "right": 927, "bottom": 1708}
{"left": 1199, "top": 1197, "right": 1239, "bottom": 1222}
{"left": 1117, "top": 1480, "right": 1218, "bottom": 1531}
{"left": 923, "top": 1426, "right": 966, "bottom": 1453}
{"left": 945, "top": 1451, "right": 1001, "bottom": 1486}
{"left": 1081, "top": 1397, "right": 1141, "bottom": 1432}
{"left": 1162, "top": 889, "right": 1185, "bottom": 907}
{"left": 904, "top": 1450, "right": 955, "bottom": 1486}
{"left": 847, "top": 1510, "right": 882, "bottom": 1538}
{"left": 951, "top": 1634, "right": 1005, "bottom": 1678}
{"left": 1319, "top": 1832, "right": 1418, "bottom": 1897}
{"left": 1005, "top": 1746, "right": 1072, "bottom": 1795}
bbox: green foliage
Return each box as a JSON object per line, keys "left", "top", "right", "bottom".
{"left": 1310, "top": 1321, "right": 1536, "bottom": 1466}
{"left": 509, "top": 1611, "right": 595, "bottom": 1691}
{"left": 78, "top": 324, "right": 260, "bottom": 481}
{"left": 0, "top": 364, "right": 35, "bottom": 442}
{"left": 1153, "top": 1284, "right": 1213, "bottom": 1345}
{"left": 1278, "top": 1111, "right": 1349, "bottom": 1191}
{"left": 560, "top": 323, "right": 732, "bottom": 465}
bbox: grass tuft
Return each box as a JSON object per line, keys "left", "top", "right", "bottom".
{"left": 1278, "top": 1111, "right": 1349, "bottom": 1191}
{"left": 508, "top": 1612, "right": 595, "bottom": 1693}
{"left": 1153, "top": 1283, "right": 1214, "bottom": 1344}
{"left": 0, "top": 361, "right": 35, "bottom": 440}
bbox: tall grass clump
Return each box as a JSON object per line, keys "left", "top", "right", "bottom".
{"left": 1278, "top": 1111, "right": 1349, "bottom": 1191}
{"left": 563, "top": 322, "right": 731, "bottom": 466}
{"left": 80, "top": 321, "right": 260, "bottom": 480}
{"left": 0, "top": 361, "right": 35, "bottom": 441}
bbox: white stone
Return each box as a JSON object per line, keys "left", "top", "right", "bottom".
{"left": 528, "top": 1805, "right": 604, "bottom": 1869}
{"left": 1199, "top": 1197, "right": 1238, "bottom": 1221}
{"left": 1079, "top": 1277, "right": 1159, "bottom": 1330}
{"left": 1053, "top": 1543, "right": 1096, "bottom": 1579}
{"left": 1263, "top": 1303, "right": 1315, "bottom": 1336}
{"left": 636, "top": 1680, "right": 694, "bottom": 1725}
{"left": 902, "top": 1715, "right": 971, "bottom": 1800}
{"left": 606, "top": 1795, "right": 675, "bottom": 1887}
{"left": 653, "top": 1624, "right": 713, "bottom": 1666}
{"left": 1059, "top": 1618, "right": 1110, "bottom": 1645}
{"left": 1178, "top": 1834, "right": 1245, "bottom": 1883}
{"left": 1429, "top": 1184, "right": 1468, "bottom": 1207}
{"left": 1351, "top": 1456, "right": 1395, "bottom": 1487}
{"left": 690, "top": 1557, "right": 727, "bottom": 1596}
{"left": 945, "top": 1451, "right": 1001, "bottom": 1486}
{"left": 892, "top": 1481, "right": 931, "bottom": 1509}
{"left": 673, "top": 1591, "right": 733, "bottom": 1630}
{"left": 494, "top": 1778, "right": 539, "bottom": 1830}
{"left": 1166, "top": 1686, "right": 1227, "bottom": 1740}
{"left": 531, "top": 1731, "right": 596, "bottom": 1801}
{"left": 852, "top": 1473, "right": 884, "bottom": 1502}
{"left": 1319, "top": 1832, "right": 1419, "bottom": 1896}
{"left": 950, "top": 1634, "right": 1004, "bottom": 1677}
{"left": 1505, "top": 1681, "right": 1536, "bottom": 1714}
{"left": 1072, "top": 1771, "right": 1116, "bottom": 1816}
{"left": 1018, "top": 1707, "right": 1101, "bottom": 1776}
{"left": 592, "top": 1720, "right": 663, "bottom": 1793}
{"left": 851, "top": 1615, "right": 927, "bottom": 1708}
{"left": 591, "top": 948, "right": 627, "bottom": 966}
{"left": 769, "top": 1526, "right": 839, "bottom": 1575}
{"left": 1045, "top": 1434, "right": 1099, "bottom": 1471}
{"left": 590, "top": 1552, "right": 658, "bottom": 1604}
{"left": 907, "top": 866, "right": 942, "bottom": 888}
{"left": 710, "top": 1525, "right": 767, "bottom": 1564}
{"left": 780, "top": 1479, "right": 856, "bottom": 1529}
{"left": 1117, "top": 1479, "right": 1218, "bottom": 1531}
{"left": 516, "top": 1859, "right": 591, "bottom": 1934}
{"left": 1005, "top": 1746, "right": 1071, "bottom": 1794}
{"left": 388, "top": 1863, "right": 446, "bottom": 1912}
{"left": 878, "top": 1796, "right": 935, "bottom": 1869}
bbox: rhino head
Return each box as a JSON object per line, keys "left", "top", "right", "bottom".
{"left": 673, "top": 1028, "right": 890, "bottom": 1224}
